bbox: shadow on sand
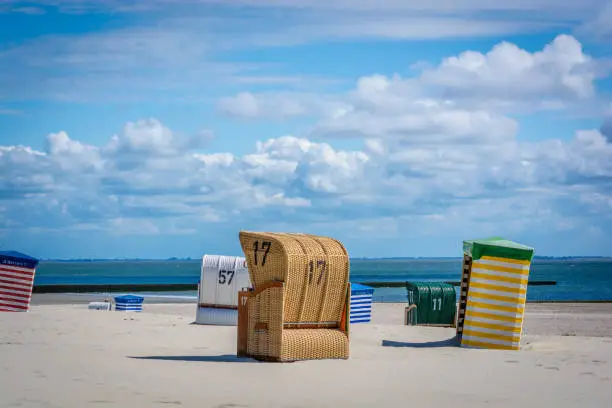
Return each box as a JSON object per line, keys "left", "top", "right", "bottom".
{"left": 128, "top": 354, "right": 257, "bottom": 363}
{"left": 382, "top": 337, "right": 459, "bottom": 348}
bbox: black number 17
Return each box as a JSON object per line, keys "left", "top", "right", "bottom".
{"left": 308, "top": 260, "right": 326, "bottom": 285}
{"left": 253, "top": 241, "right": 272, "bottom": 266}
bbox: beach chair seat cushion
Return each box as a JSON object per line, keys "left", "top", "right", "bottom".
{"left": 281, "top": 329, "right": 349, "bottom": 362}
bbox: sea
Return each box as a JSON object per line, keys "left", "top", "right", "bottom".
{"left": 33, "top": 258, "right": 612, "bottom": 302}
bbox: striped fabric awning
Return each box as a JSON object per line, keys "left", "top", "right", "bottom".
{"left": 0, "top": 251, "right": 39, "bottom": 312}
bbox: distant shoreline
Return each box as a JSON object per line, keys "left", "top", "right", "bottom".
{"left": 25, "top": 279, "right": 556, "bottom": 294}
{"left": 29, "top": 293, "right": 612, "bottom": 305}
{"left": 37, "top": 256, "right": 612, "bottom": 262}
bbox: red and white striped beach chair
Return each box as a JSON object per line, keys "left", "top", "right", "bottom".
{"left": 0, "top": 251, "right": 40, "bottom": 312}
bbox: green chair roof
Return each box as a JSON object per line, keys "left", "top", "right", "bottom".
{"left": 463, "top": 237, "right": 534, "bottom": 262}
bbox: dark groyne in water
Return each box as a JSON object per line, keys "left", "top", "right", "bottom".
{"left": 361, "top": 281, "right": 557, "bottom": 287}
{"left": 31, "top": 281, "right": 612, "bottom": 302}
{"left": 32, "top": 280, "right": 557, "bottom": 294}
{"left": 33, "top": 283, "right": 198, "bottom": 294}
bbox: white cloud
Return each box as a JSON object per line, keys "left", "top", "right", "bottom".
{"left": 1, "top": 120, "right": 377, "bottom": 234}
{"left": 103, "top": 119, "right": 214, "bottom": 164}
{"left": 219, "top": 34, "right": 607, "bottom": 123}
{"left": 251, "top": 136, "right": 370, "bottom": 194}
{"left": 2, "top": 1, "right": 609, "bottom": 104}
{"left": 419, "top": 34, "right": 600, "bottom": 103}
{"left": 45, "top": 131, "right": 104, "bottom": 172}
{"left": 194, "top": 152, "right": 234, "bottom": 168}
{"left": 1, "top": 114, "right": 611, "bottom": 244}
{"left": 2, "top": 27, "right": 612, "bottom": 254}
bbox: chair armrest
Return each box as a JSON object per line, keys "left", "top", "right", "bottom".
{"left": 250, "top": 281, "right": 284, "bottom": 332}
{"left": 241, "top": 281, "right": 285, "bottom": 359}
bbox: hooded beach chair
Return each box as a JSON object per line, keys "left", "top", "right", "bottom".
{"left": 456, "top": 238, "right": 535, "bottom": 350}
{"left": 236, "top": 231, "right": 351, "bottom": 362}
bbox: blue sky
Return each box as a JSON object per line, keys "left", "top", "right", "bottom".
{"left": 1, "top": 0, "right": 611, "bottom": 259}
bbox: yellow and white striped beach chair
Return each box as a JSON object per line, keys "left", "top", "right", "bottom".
{"left": 456, "top": 238, "right": 535, "bottom": 350}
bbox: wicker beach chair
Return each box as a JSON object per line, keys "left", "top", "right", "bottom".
{"left": 236, "top": 231, "right": 351, "bottom": 362}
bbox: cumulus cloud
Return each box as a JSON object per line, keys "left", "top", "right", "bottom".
{"left": 219, "top": 34, "right": 609, "bottom": 124}
{"left": 2, "top": 33, "right": 612, "bottom": 256}
{"left": 249, "top": 136, "right": 370, "bottom": 194}
{"left": 104, "top": 118, "right": 211, "bottom": 157}
{"left": 419, "top": 34, "right": 600, "bottom": 104}
{"left": 2, "top": 114, "right": 611, "bottom": 246}
{"left": 0, "top": 120, "right": 374, "bottom": 234}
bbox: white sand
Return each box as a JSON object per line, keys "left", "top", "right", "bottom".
{"left": 1, "top": 302, "right": 612, "bottom": 408}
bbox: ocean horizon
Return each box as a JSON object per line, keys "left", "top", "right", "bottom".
{"left": 37, "top": 256, "right": 612, "bottom": 261}
{"left": 32, "top": 258, "right": 612, "bottom": 303}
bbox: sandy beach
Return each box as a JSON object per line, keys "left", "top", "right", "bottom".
{"left": 2, "top": 298, "right": 612, "bottom": 408}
